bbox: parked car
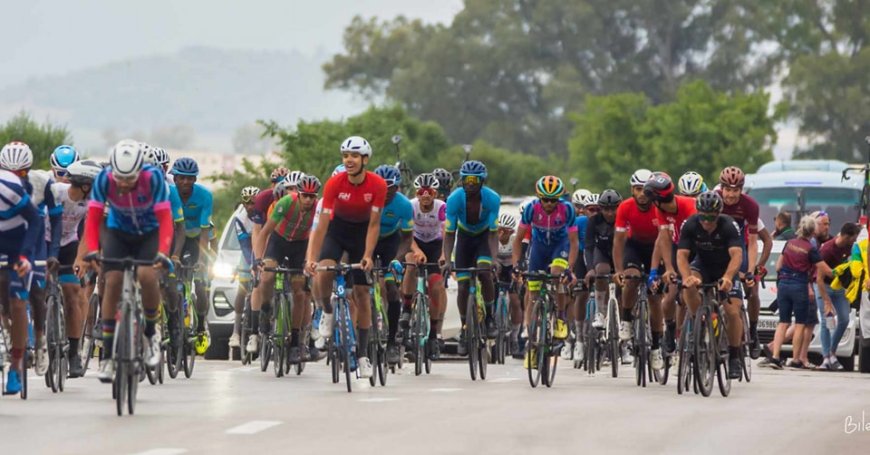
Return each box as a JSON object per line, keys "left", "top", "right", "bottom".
{"left": 205, "top": 205, "right": 245, "bottom": 360}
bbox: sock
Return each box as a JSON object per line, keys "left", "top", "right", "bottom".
{"left": 68, "top": 338, "right": 80, "bottom": 359}
{"left": 251, "top": 311, "right": 260, "bottom": 333}
{"left": 290, "top": 329, "right": 300, "bottom": 347}
{"left": 144, "top": 307, "right": 159, "bottom": 337}
{"left": 666, "top": 320, "right": 676, "bottom": 334}
{"left": 358, "top": 329, "right": 369, "bottom": 356}
{"left": 402, "top": 294, "right": 413, "bottom": 309}
{"left": 622, "top": 309, "right": 633, "bottom": 322}
{"left": 102, "top": 319, "right": 116, "bottom": 359}
{"left": 388, "top": 300, "right": 401, "bottom": 342}
{"left": 729, "top": 346, "right": 741, "bottom": 360}
{"left": 750, "top": 320, "right": 758, "bottom": 337}
{"left": 429, "top": 320, "right": 438, "bottom": 338}
{"left": 652, "top": 331, "right": 662, "bottom": 350}
{"left": 511, "top": 324, "right": 521, "bottom": 341}
{"left": 485, "top": 301, "right": 494, "bottom": 320}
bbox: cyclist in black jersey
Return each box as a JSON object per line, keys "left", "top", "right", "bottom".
{"left": 584, "top": 189, "right": 620, "bottom": 328}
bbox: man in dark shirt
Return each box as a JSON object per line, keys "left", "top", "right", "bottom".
{"left": 773, "top": 212, "right": 796, "bottom": 240}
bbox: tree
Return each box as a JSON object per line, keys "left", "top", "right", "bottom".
{"left": 324, "top": 1, "right": 777, "bottom": 156}
{"left": 0, "top": 112, "right": 72, "bottom": 169}
{"left": 569, "top": 81, "right": 778, "bottom": 191}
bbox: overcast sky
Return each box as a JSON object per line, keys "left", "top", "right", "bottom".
{"left": 1, "top": 0, "right": 463, "bottom": 87}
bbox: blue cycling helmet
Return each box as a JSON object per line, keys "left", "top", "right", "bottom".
{"left": 170, "top": 157, "right": 199, "bottom": 176}
{"left": 332, "top": 164, "right": 346, "bottom": 177}
{"left": 374, "top": 164, "right": 401, "bottom": 187}
{"left": 459, "top": 160, "right": 487, "bottom": 179}
{"left": 51, "top": 145, "right": 79, "bottom": 169}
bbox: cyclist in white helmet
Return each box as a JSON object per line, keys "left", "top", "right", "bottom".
{"left": 494, "top": 212, "right": 523, "bottom": 358}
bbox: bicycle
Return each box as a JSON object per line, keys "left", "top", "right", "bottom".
{"left": 260, "top": 265, "right": 304, "bottom": 378}
{"left": 521, "top": 271, "right": 563, "bottom": 388}
{"left": 624, "top": 274, "right": 664, "bottom": 388}
{"left": 493, "top": 280, "right": 512, "bottom": 365}
{"left": 318, "top": 263, "right": 362, "bottom": 393}
{"left": 238, "top": 268, "right": 255, "bottom": 366}
{"left": 80, "top": 272, "right": 101, "bottom": 375}
{"left": 593, "top": 275, "right": 623, "bottom": 378}
{"left": 405, "top": 262, "right": 440, "bottom": 376}
{"left": 176, "top": 260, "right": 200, "bottom": 379}
{"left": 675, "top": 288, "right": 698, "bottom": 396}
{"left": 0, "top": 259, "right": 45, "bottom": 400}
{"left": 44, "top": 268, "right": 68, "bottom": 393}
{"left": 453, "top": 267, "right": 490, "bottom": 381}
{"left": 738, "top": 300, "right": 752, "bottom": 383}
{"left": 578, "top": 285, "right": 603, "bottom": 373}
{"left": 367, "top": 263, "right": 390, "bottom": 385}
{"left": 694, "top": 282, "right": 732, "bottom": 398}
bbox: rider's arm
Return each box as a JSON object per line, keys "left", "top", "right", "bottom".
{"left": 584, "top": 218, "right": 596, "bottom": 270}
{"left": 676, "top": 249, "right": 692, "bottom": 279}
{"left": 758, "top": 227, "right": 773, "bottom": 270}
{"left": 612, "top": 230, "right": 627, "bottom": 276}
{"left": 723, "top": 246, "right": 743, "bottom": 282}
{"left": 44, "top": 183, "right": 63, "bottom": 258}
{"left": 84, "top": 176, "right": 108, "bottom": 254}
{"left": 513, "top": 225, "right": 528, "bottom": 267}
{"left": 442, "top": 193, "right": 459, "bottom": 263}
{"left": 655, "top": 227, "right": 675, "bottom": 274}
{"left": 199, "top": 187, "right": 214, "bottom": 252}
{"left": 746, "top": 231, "right": 758, "bottom": 273}
{"left": 172, "top": 221, "right": 185, "bottom": 258}
{"left": 364, "top": 207, "right": 381, "bottom": 261}
{"left": 396, "top": 231, "right": 413, "bottom": 261}
{"left": 254, "top": 218, "right": 278, "bottom": 262}
{"left": 306, "top": 212, "right": 330, "bottom": 265}
{"left": 567, "top": 229, "right": 579, "bottom": 272}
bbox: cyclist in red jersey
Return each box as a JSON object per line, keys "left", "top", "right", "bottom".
{"left": 645, "top": 172, "right": 696, "bottom": 356}
{"left": 716, "top": 166, "right": 759, "bottom": 350}
{"left": 306, "top": 136, "right": 387, "bottom": 379}
{"left": 613, "top": 169, "right": 666, "bottom": 367}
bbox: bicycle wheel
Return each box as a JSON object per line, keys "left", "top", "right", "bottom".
{"left": 544, "top": 302, "right": 557, "bottom": 387}
{"left": 495, "top": 298, "right": 507, "bottom": 364}
{"left": 478, "top": 318, "right": 488, "bottom": 380}
{"left": 466, "top": 295, "right": 478, "bottom": 381}
{"left": 677, "top": 318, "right": 692, "bottom": 396}
{"left": 536, "top": 301, "right": 550, "bottom": 387}
{"left": 634, "top": 301, "right": 648, "bottom": 388}
{"left": 240, "top": 297, "right": 252, "bottom": 365}
{"left": 527, "top": 312, "right": 541, "bottom": 388}
{"left": 328, "top": 339, "right": 339, "bottom": 384}
{"left": 259, "top": 331, "right": 272, "bottom": 373}
{"left": 716, "top": 309, "right": 731, "bottom": 397}
{"left": 740, "top": 306, "right": 752, "bottom": 383}
{"left": 81, "top": 293, "right": 99, "bottom": 373}
{"left": 183, "top": 327, "right": 195, "bottom": 379}
{"left": 168, "top": 304, "right": 183, "bottom": 379}
{"left": 273, "top": 298, "right": 286, "bottom": 378}
{"left": 157, "top": 346, "right": 165, "bottom": 384}
{"left": 608, "top": 301, "right": 619, "bottom": 378}
{"left": 47, "top": 300, "right": 59, "bottom": 392}
{"left": 128, "top": 334, "right": 141, "bottom": 415}
{"left": 584, "top": 324, "right": 597, "bottom": 373}
{"left": 114, "top": 361, "right": 126, "bottom": 416}
{"left": 338, "top": 305, "right": 353, "bottom": 393}
{"left": 20, "top": 350, "right": 28, "bottom": 400}
{"left": 693, "top": 305, "right": 715, "bottom": 398}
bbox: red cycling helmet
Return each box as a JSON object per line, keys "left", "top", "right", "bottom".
{"left": 642, "top": 171, "right": 675, "bottom": 202}
{"left": 719, "top": 166, "right": 745, "bottom": 188}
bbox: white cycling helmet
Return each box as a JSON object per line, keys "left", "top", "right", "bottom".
{"left": 286, "top": 170, "right": 305, "bottom": 188}
{"left": 110, "top": 139, "right": 144, "bottom": 178}
{"left": 630, "top": 169, "right": 653, "bottom": 187}
{"left": 67, "top": 159, "right": 104, "bottom": 185}
{"left": 572, "top": 189, "right": 592, "bottom": 205}
{"left": 583, "top": 193, "right": 601, "bottom": 206}
{"left": 339, "top": 136, "right": 372, "bottom": 157}
{"left": 498, "top": 213, "right": 518, "bottom": 230}
{"left": 142, "top": 145, "right": 161, "bottom": 166}
{"left": 0, "top": 141, "right": 34, "bottom": 171}
{"left": 678, "top": 171, "right": 706, "bottom": 196}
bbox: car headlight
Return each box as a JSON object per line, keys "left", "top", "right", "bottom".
{"left": 212, "top": 261, "right": 234, "bottom": 280}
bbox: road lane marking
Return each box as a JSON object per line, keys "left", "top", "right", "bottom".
{"left": 429, "top": 388, "right": 462, "bottom": 393}
{"left": 358, "top": 397, "right": 399, "bottom": 403}
{"left": 132, "top": 449, "right": 187, "bottom": 455}
{"left": 226, "top": 420, "right": 282, "bottom": 435}
{"left": 489, "top": 378, "right": 519, "bottom": 383}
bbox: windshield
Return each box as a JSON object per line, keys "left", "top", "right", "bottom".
{"left": 747, "top": 187, "right": 860, "bottom": 231}
{"left": 221, "top": 218, "right": 240, "bottom": 251}
{"left": 763, "top": 251, "right": 780, "bottom": 282}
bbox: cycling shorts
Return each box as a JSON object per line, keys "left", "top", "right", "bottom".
{"left": 375, "top": 232, "right": 401, "bottom": 281}
{"left": 320, "top": 217, "right": 368, "bottom": 284}
{"left": 100, "top": 228, "right": 159, "bottom": 273}
{"left": 528, "top": 238, "right": 570, "bottom": 274}
{"left": 689, "top": 259, "right": 743, "bottom": 300}
{"left": 264, "top": 235, "right": 307, "bottom": 270}
{"left": 415, "top": 238, "right": 443, "bottom": 276}
{"left": 454, "top": 231, "right": 492, "bottom": 281}
{"left": 58, "top": 242, "right": 81, "bottom": 285}
{"left": 623, "top": 239, "right": 655, "bottom": 273}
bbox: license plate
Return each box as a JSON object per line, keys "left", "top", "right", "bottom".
{"left": 757, "top": 318, "right": 779, "bottom": 330}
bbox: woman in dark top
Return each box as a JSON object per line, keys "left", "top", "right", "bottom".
{"left": 767, "top": 216, "right": 831, "bottom": 369}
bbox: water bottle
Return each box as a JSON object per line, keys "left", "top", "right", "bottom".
{"left": 826, "top": 312, "right": 836, "bottom": 331}
{"left": 711, "top": 313, "right": 719, "bottom": 337}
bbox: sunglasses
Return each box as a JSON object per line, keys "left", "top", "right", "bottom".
{"left": 299, "top": 193, "right": 317, "bottom": 199}
{"left": 53, "top": 168, "right": 69, "bottom": 178}
{"left": 462, "top": 175, "right": 481, "bottom": 185}
{"left": 586, "top": 206, "right": 600, "bottom": 213}
{"left": 698, "top": 213, "right": 718, "bottom": 222}
{"left": 416, "top": 188, "right": 436, "bottom": 196}
{"left": 601, "top": 206, "right": 617, "bottom": 212}
{"left": 541, "top": 198, "right": 559, "bottom": 204}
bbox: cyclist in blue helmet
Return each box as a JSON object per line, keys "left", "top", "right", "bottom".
{"left": 51, "top": 145, "right": 80, "bottom": 183}
{"left": 442, "top": 160, "right": 502, "bottom": 353}
{"left": 169, "top": 157, "right": 214, "bottom": 355}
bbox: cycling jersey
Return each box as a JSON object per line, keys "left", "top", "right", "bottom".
{"left": 520, "top": 199, "right": 577, "bottom": 246}
{"left": 654, "top": 195, "right": 697, "bottom": 243}
{"left": 379, "top": 192, "right": 413, "bottom": 238}
{"left": 250, "top": 187, "right": 275, "bottom": 225}
{"left": 677, "top": 214, "right": 743, "bottom": 270}
{"left": 46, "top": 182, "right": 87, "bottom": 247}
{"left": 584, "top": 213, "right": 615, "bottom": 267}
{"left": 411, "top": 198, "right": 445, "bottom": 243}
{"left": 445, "top": 186, "right": 500, "bottom": 235}
{"left": 575, "top": 215, "right": 587, "bottom": 251}
{"left": 615, "top": 197, "right": 659, "bottom": 244}
{"left": 311, "top": 198, "right": 324, "bottom": 231}
{"left": 0, "top": 169, "right": 41, "bottom": 260}
{"left": 25, "top": 170, "right": 62, "bottom": 258}
{"left": 86, "top": 165, "right": 173, "bottom": 255}
{"left": 179, "top": 183, "right": 213, "bottom": 238}
{"left": 168, "top": 183, "right": 184, "bottom": 224}
{"left": 717, "top": 191, "right": 759, "bottom": 236}
{"left": 231, "top": 205, "right": 255, "bottom": 267}
{"left": 321, "top": 171, "right": 387, "bottom": 223}
{"left": 270, "top": 193, "right": 316, "bottom": 242}
{"left": 496, "top": 234, "right": 515, "bottom": 267}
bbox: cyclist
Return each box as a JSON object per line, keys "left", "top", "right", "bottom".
{"left": 612, "top": 169, "right": 660, "bottom": 365}
{"left": 45, "top": 159, "right": 102, "bottom": 378}
{"left": 253, "top": 175, "right": 321, "bottom": 364}
{"left": 0, "top": 143, "right": 64, "bottom": 377}
{"left": 677, "top": 171, "right": 707, "bottom": 197}
{"left": 307, "top": 136, "right": 387, "bottom": 379}
{"left": 513, "top": 176, "right": 579, "bottom": 367}
{"left": 50, "top": 145, "right": 80, "bottom": 184}
{"left": 227, "top": 186, "right": 259, "bottom": 351}
{"left": 572, "top": 189, "right": 592, "bottom": 216}
{"left": 645, "top": 172, "right": 696, "bottom": 360}
{"left": 584, "top": 189, "right": 622, "bottom": 329}
{"left": 676, "top": 191, "right": 747, "bottom": 379}
{"left": 400, "top": 173, "right": 448, "bottom": 359}
{"left": 367, "top": 165, "right": 414, "bottom": 365}
{"left": 82, "top": 139, "right": 173, "bottom": 382}
{"left": 0, "top": 144, "right": 43, "bottom": 394}
{"left": 441, "top": 160, "right": 501, "bottom": 355}
{"left": 170, "top": 157, "right": 214, "bottom": 355}
{"left": 716, "top": 166, "right": 761, "bottom": 354}
{"left": 494, "top": 212, "right": 523, "bottom": 357}
{"left": 432, "top": 168, "right": 454, "bottom": 202}
{"left": 569, "top": 192, "right": 598, "bottom": 360}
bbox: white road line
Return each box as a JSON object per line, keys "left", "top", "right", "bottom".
{"left": 358, "top": 397, "right": 400, "bottom": 403}
{"left": 429, "top": 388, "right": 463, "bottom": 393}
{"left": 226, "top": 420, "right": 283, "bottom": 435}
{"left": 489, "top": 377, "right": 520, "bottom": 383}
{"left": 132, "top": 449, "right": 188, "bottom": 455}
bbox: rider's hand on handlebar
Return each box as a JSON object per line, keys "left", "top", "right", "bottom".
{"left": 682, "top": 275, "right": 701, "bottom": 288}
{"left": 719, "top": 276, "right": 734, "bottom": 293}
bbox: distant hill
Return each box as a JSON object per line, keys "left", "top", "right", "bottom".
{"left": 0, "top": 46, "right": 362, "bottom": 135}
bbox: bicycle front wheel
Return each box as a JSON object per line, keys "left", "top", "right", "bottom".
{"left": 693, "top": 306, "right": 715, "bottom": 397}
{"left": 466, "top": 294, "right": 478, "bottom": 381}
{"left": 608, "top": 301, "right": 619, "bottom": 378}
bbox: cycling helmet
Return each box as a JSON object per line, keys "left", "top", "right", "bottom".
{"left": 152, "top": 146, "right": 170, "bottom": 166}
{"left": 240, "top": 186, "right": 260, "bottom": 203}
{"left": 432, "top": 168, "right": 453, "bottom": 188}
{"left": 498, "top": 213, "right": 518, "bottom": 230}
{"left": 271, "top": 166, "right": 290, "bottom": 182}
{"left": 643, "top": 171, "right": 675, "bottom": 202}
{"left": 286, "top": 170, "right": 305, "bottom": 188}
{"left": 0, "top": 141, "right": 34, "bottom": 171}
{"left": 678, "top": 171, "right": 706, "bottom": 196}
{"left": 535, "top": 175, "right": 565, "bottom": 198}
{"left": 51, "top": 145, "right": 79, "bottom": 169}
{"left": 109, "top": 139, "right": 144, "bottom": 178}
{"left": 273, "top": 178, "right": 294, "bottom": 199}
{"left": 599, "top": 189, "right": 622, "bottom": 208}
{"left": 572, "top": 189, "right": 592, "bottom": 205}
{"left": 142, "top": 146, "right": 161, "bottom": 166}
{"left": 629, "top": 168, "right": 653, "bottom": 187}
{"left": 413, "top": 173, "right": 440, "bottom": 189}
{"left": 583, "top": 193, "right": 601, "bottom": 206}
{"left": 459, "top": 160, "right": 487, "bottom": 179}
{"left": 297, "top": 175, "right": 322, "bottom": 194}
{"left": 170, "top": 157, "right": 199, "bottom": 176}
{"left": 340, "top": 136, "right": 372, "bottom": 157}
{"left": 374, "top": 165, "right": 401, "bottom": 187}
{"left": 719, "top": 166, "right": 745, "bottom": 188}
{"left": 695, "top": 191, "right": 724, "bottom": 213}
{"left": 67, "top": 159, "right": 103, "bottom": 186}
{"left": 331, "top": 164, "right": 346, "bottom": 177}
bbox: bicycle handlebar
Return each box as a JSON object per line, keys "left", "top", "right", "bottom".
{"left": 316, "top": 263, "right": 363, "bottom": 273}
{"left": 262, "top": 266, "right": 306, "bottom": 275}
{"left": 0, "top": 260, "right": 47, "bottom": 267}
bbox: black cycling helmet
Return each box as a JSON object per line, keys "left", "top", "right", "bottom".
{"left": 643, "top": 171, "right": 675, "bottom": 203}
{"left": 599, "top": 189, "right": 622, "bottom": 208}
{"left": 695, "top": 191, "right": 723, "bottom": 213}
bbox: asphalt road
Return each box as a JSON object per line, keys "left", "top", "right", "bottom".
{"left": 1, "top": 356, "right": 867, "bottom": 455}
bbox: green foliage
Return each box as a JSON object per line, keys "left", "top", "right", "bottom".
{"left": 569, "top": 81, "right": 777, "bottom": 192}
{"left": 0, "top": 112, "right": 72, "bottom": 169}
